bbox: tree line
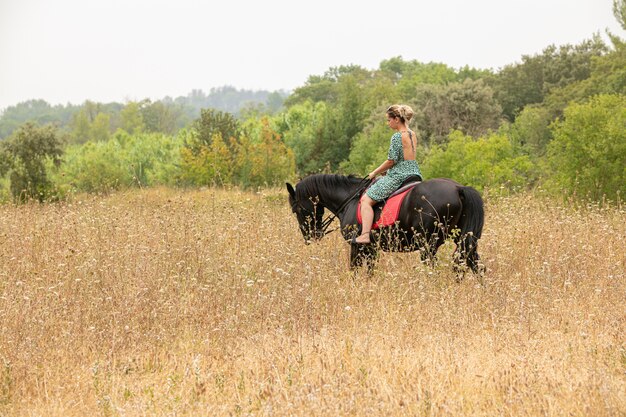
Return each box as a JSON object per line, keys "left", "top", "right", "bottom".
{"left": 0, "top": 86, "right": 288, "bottom": 140}
{"left": 1, "top": 3, "right": 625, "bottom": 203}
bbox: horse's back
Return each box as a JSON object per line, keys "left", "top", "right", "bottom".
{"left": 410, "top": 178, "right": 463, "bottom": 204}
{"left": 400, "top": 178, "right": 463, "bottom": 225}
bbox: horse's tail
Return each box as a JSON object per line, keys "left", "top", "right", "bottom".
{"left": 456, "top": 186, "right": 484, "bottom": 270}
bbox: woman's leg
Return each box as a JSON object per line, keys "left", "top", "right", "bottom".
{"left": 356, "top": 195, "right": 376, "bottom": 244}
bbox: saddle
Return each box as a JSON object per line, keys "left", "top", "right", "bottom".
{"left": 357, "top": 176, "right": 421, "bottom": 229}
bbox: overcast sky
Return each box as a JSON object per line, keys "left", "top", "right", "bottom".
{"left": 0, "top": 0, "right": 623, "bottom": 110}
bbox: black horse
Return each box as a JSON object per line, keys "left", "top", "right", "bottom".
{"left": 287, "top": 174, "right": 485, "bottom": 274}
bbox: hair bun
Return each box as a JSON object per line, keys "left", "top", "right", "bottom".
{"left": 400, "top": 105, "right": 414, "bottom": 124}
{"left": 387, "top": 104, "right": 415, "bottom": 125}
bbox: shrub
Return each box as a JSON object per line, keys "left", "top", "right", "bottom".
{"left": 547, "top": 94, "right": 626, "bottom": 201}
{"left": 423, "top": 130, "right": 535, "bottom": 192}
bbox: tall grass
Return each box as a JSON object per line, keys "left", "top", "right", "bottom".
{"left": 0, "top": 188, "right": 624, "bottom": 416}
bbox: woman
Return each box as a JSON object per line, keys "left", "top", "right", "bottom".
{"left": 353, "top": 104, "right": 423, "bottom": 244}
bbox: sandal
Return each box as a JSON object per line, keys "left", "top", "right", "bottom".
{"left": 350, "top": 234, "right": 371, "bottom": 245}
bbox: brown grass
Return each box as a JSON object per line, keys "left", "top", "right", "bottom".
{"left": 0, "top": 187, "right": 624, "bottom": 416}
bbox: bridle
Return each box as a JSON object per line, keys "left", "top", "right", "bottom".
{"left": 293, "top": 176, "right": 371, "bottom": 237}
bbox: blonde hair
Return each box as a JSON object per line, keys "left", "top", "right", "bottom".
{"left": 387, "top": 104, "right": 414, "bottom": 125}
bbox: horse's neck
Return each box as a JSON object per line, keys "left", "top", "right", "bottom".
{"left": 310, "top": 177, "right": 359, "bottom": 214}
{"left": 316, "top": 190, "right": 344, "bottom": 214}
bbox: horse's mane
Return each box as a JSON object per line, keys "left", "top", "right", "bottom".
{"left": 296, "top": 174, "right": 363, "bottom": 198}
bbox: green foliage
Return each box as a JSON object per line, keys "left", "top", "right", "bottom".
{"left": 504, "top": 106, "right": 553, "bottom": 157}
{"left": 0, "top": 122, "right": 63, "bottom": 202}
{"left": 340, "top": 123, "right": 391, "bottom": 175}
{"left": 614, "top": 0, "right": 626, "bottom": 30}
{"left": 241, "top": 118, "right": 296, "bottom": 187}
{"left": 0, "top": 99, "right": 79, "bottom": 139}
{"left": 281, "top": 101, "right": 348, "bottom": 174}
{"left": 191, "top": 109, "right": 239, "bottom": 152}
{"left": 280, "top": 101, "right": 330, "bottom": 174}
{"left": 91, "top": 113, "right": 111, "bottom": 142}
{"left": 414, "top": 79, "right": 502, "bottom": 144}
{"left": 58, "top": 140, "right": 130, "bottom": 193}
{"left": 1, "top": 18, "right": 623, "bottom": 203}
{"left": 0, "top": 177, "right": 11, "bottom": 203}
{"left": 1, "top": 88, "right": 282, "bottom": 141}
{"left": 70, "top": 108, "right": 92, "bottom": 143}
{"left": 179, "top": 116, "right": 295, "bottom": 188}
{"left": 180, "top": 133, "right": 232, "bottom": 186}
{"left": 178, "top": 109, "right": 241, "bottom": 186}
{"left": 120, "top": 102, "right": 145, "bottom": 134}
{"left": 280, "top": 68, "right": 377, "bottom": 174}
{"left": 285, "top": 65, "right": 369, "bottom": 107}
{"left": 56, "top": 131, "right": 182, "bottom": 193}
{"left": 490, "top": 36, "right": 608, "bottom": 120}
{"left": 547, "top": 94, "right": 626, "bottom": 201}
{"left": 139, "top": 99, "right": 181, "bottom": 134}
{"left": 542, "top": 36, "right": 626, "bottom": 117}
{"left": 423, "top": 130, "right": 535, "bottom": 192}
{"left": 396, "top": 62, "right": 459, "bottom": 98}
{"left": 67, "top": 101, "right": 123, "bottom": 144}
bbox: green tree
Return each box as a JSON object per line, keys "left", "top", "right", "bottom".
{"left": 70, "top": 109, "right": 92, "bottom": 143}
{"left": 542, "top": 36, "right": 626, "bottom": 116}
{"left": 120, "top": 102, "right": 145, "bottom": 134}
{"left": 0, "top": 99, "right": 78, "bottom": 139}
{"left": 281, "top": 67, "right": 372, "bottom": 174}
{"left": 341, "top": 110, "right": 413, "bottom": 175}
{"left": 504, "top": 106, "right": 553, "bottom": 157}
{"left": 57, "top": 131, "right": 183, "bottom": 193}
{"left": 0, "top": 122, "right": 63, "bottom": 202}
{"left": 58, "top": 140, "right": 130, "bottom": 193}
{"left": 285, "top": 65, "right": 369, "bottom": 107}
{"left": 91, "top": 112, "right": 111, "bottom": 142}
{"left": 180, "top": 133, "right": 232, "bottom": 186}
{"left": 266, "top": 91, "right": 285, "bottom": 113}
{"left": 489, "top": 37, "right": 607, "bottom": 120}
{"left": 207, "top": 134, "right": 233, "bottom": 185}
{"left": 547, "top": 94, "right": 626, "bottom": 200}
{"left": 139, "top": 99, "right": 180, "bottom": 134}
{"left": 191, "top": 108, "right": 239, "bottom": 152}
{"left": 280, "top": 101, "right": 330, "bottom": 174}
{"left": 423, "top": 130, "right": 535, "bottom": 192}
{"left": 614, "top": 0, "right": 626, "bottom": 29}
{"left": 320, "top": 74, "right": 367, "bottom": 170}
{"left": 414, "top": 79, "right": 502, "bottom": 144}
{"left": 247, "top": 118, "right": 296, "bottom": 186}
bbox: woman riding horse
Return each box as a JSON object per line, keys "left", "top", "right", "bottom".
{"left": 355, "top": 104, "right": 422, "bottom": 244}
{"left": 286, "top": 105, "right": 485, "bottom": 274}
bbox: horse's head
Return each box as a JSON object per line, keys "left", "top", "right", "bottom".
{"left": 287, "top": 182, "right": 325, "bottom": 244}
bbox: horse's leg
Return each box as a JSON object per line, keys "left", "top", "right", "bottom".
{"left": 364, "top": 246, "right": 378, "bottom": 275}
{"left": 453, "top": 233, "right": 485, "bottom": 276}
{"left": 350, "top": 243, "right": 378, "bottom": 274}
{"left": 350, "top": 244, "right": 363, "bottom": 270}
{"left": 417, "top": 230, "right": 445, "bottom": 267}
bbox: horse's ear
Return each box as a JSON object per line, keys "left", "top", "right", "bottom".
{"left": 286, "top": 183, "right": 296, "bottom": 199}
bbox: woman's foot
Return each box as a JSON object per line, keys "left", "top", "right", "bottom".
{"left": 352, "top": 233, "right": 371, "bottom": 244}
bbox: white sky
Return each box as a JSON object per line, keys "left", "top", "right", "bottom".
{"left": 0, "top": 0, "right": 623, "bottom": 110}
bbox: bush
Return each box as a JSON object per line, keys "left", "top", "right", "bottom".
{"left": 56, "top": 131, "right": 182, "bottom": 193}
{"left": 0, "top": 122, "right": 63, "bottom": 202}
{"left": 547, "top": 94, "right": 626, "bottom": 201}
{"left": 423, "top": 130, "right": 535, "bottom": 192}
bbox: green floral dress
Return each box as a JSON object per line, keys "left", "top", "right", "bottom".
{"left": 366, "top": 131, "right": 422, "bottom": 202}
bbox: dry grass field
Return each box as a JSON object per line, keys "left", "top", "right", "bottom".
{"left": 0, "top": 187, "right": 624, "bottom": 416}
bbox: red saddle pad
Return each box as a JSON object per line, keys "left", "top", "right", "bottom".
{"left": 357, "top": 187, "right": 413, "bottom": 229}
